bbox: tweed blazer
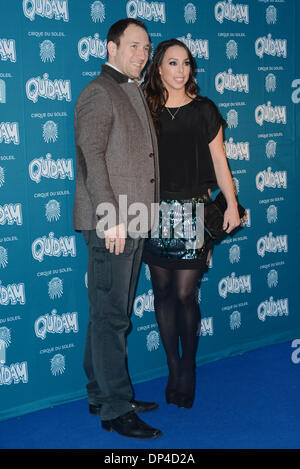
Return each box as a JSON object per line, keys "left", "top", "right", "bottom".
{"left": 73, "top": 64, "right": 159, "bottom": 234}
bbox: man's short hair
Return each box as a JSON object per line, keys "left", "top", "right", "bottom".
{"left": 107, "top": 18, "right": 149, "bottom": 47}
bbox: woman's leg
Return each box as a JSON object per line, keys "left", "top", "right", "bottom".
{"left": 174, "top": 268, "right": 202, "bottom": 407}
{"left": 149, "top": 264, "right": 180, "bottom": 403}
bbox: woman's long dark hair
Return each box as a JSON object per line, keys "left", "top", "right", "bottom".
{"left": 142, "top": 39, "right": 199, "bottom": 132}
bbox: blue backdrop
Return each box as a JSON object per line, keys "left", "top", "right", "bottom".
{"left": 0, "top": 0, "right": 299, "bottom": 421}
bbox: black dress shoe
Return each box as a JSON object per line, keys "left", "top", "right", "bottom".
{"left": 101, "top": 411, "right": 162, "bottom": 439}
{"left": 89, "top": 399, "right": 158, "bottom": 416}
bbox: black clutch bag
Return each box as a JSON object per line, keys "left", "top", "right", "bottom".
{"left": 204, "top": 191, "right": 246, "bottom": 241}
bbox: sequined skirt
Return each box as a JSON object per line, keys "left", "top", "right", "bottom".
{"left": 143, "top": 194, "right": 213, "bottom": 270}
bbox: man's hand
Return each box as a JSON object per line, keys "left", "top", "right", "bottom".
{"left": 104, "top": 223, "right": 126, "bottom": 255}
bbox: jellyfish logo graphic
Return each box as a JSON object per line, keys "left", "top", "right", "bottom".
{"left": 50, "top": 353, "right": 65, "bottom": 376}
{"left": 266, "top": 73, "right": 276, "bottom": 93}
{"left": 184, "top": 3, "right": 196, "bottom": 24}
{"left": 0, "top": 246, "right": 8, "bottom": 269}
{"left": 266, "top": 6, "right": 277, "bottom": 24}
{"left": 0, "top": 326, "right": 11, "bottom": 364}
{"left": 226, "top": 40, "right": 238, "bottom": 59}
{"left": 42, "top": 120, "right": 58, "bottom": 143}
{"left": 146, "top": 330, "right": 159, "bottom": 352}
{"left": 266, "top": 139, "right": 276, "bottom": 158}
{"left": 144, "top": 264, "right": 151, "bottom": 281}
{"left": 91, "top": 1, "right": 105, "bottom": 23}
{"left": 267, "top": 269, "right": 278, "bottom": 288}
{"left": 40, "top": 40, "right": 55, "bottom": 63}
{"left": 0, "top": 166, "right": 5, "bottom": 187}
{"left": 229, "top": 244, "right": 240, "bottom": 264}
{"left": 48, "top": 277, "right": 63, "bottom": 299}
{"left": 227, "top": 109, "right": 238, "bottom": 128}
{"left": 267, "top": 204, "right": 277, "bottom": 224}
{"left": 45, "top": 199, "right": 61, "bottom": 222}
{"left": 230, "top": 311, "right": 241, "bottom": 330}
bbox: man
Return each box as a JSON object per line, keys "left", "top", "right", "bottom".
{"left": 73, "top": 19, "right": 161, "bottom": 439}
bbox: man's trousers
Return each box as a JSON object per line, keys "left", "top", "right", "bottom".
{"left": 82, "top": 230, "right": 144, "bottom": 420}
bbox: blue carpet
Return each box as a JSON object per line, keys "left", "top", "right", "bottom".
{"left": 0, "top": 340, "right": 299, "bottom": 449}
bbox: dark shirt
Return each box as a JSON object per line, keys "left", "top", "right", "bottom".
{"left": 158, "top": 96, "right": 225, "bottom": 199}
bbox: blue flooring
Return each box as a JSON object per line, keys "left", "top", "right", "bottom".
{"left": 0, "top": 340, "right": 299, "bottom": 449}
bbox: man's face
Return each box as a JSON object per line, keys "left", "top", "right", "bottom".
{"left": 108, "top": 24, "right": 150, "bottom": 79}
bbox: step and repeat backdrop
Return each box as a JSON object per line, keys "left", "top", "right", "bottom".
{"left": 0, "top": 0, "right": 299, "bottom": 421}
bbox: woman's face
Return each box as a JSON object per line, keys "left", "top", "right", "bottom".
{"left": 158, "top": 45, "right": 191, "bottom": 93}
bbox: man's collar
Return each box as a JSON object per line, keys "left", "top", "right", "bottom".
{"left": 102, "top": 62, "right": 143, "bottom": 85}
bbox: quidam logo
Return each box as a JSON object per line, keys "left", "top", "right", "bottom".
{"left": 255, "top": 102, "right": 286, "bottom": 126}
{"left": 256, "top": 167, "right": 287, "bottom": 192}
{"left": 78, "top": 35, "right": 107, "bottom": 62}
{"left": 257, "top": 296, "right": 288, "bottom": 322}
{"left": 126, "top": 1, "right": 166, "bottom": 23}
{"left": 0, "top": 282, "right": 26, "bottom": 306}
{"left": 134, "top": 289, "right": 154, "bottom": 318}
{"left": 255, "top": 34, "right": 287, "bottom": 59}
{"left": 29, "top": 153, "right": 74, "bottom": 183}
{"left": 0, "top": 39, "right": 16, "bottom": 62}
{"left": 0, "top": 327, "right": 29, "bottom": 385}
{"left": 34, "top": 309, "right": 78, "bottom": 340}
{"left": 218, "top": 272, "right": 251, "bottom": 298}
{"left": 32, "top": 232, "right": 76, "bottom": 262}
{"left": 177, "top": 34, "right": 209, "bottom": 59}
{"left": 26, "top": 74, "right": 71, "bottom": 103}
{"left": 23, "top": 0, "right": 69, "bottom": 22}
{"left": 0, "top": 122, "right": 20, "bottom": 145}
{"left": 256, "top": 232, "right": 288, "bottom": 258}
{"left": 225, "top": 138, "right": 250, "bottom": 160}
{"left": 214, "top": 1, "right": 249, "bottom": 24}
{"left": 0, "top": 203, "right": 23, "bottom": 226}
{"left": 197, "top": 317, "right": 214, "bottom": 336}
{"left": 215, "top": 69, "right": 249, "bottom": 94}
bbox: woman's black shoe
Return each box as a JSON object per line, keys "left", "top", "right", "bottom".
{"left": 165, "top": 388, "right": 178, "bottom": 405}
{"left": 176, "top": 392, "right": 194, "bottom": 408}
{"left": 101, "top": 411, "right": 162, "bottom": 439}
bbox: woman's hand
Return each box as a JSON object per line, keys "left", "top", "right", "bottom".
{"left": 223, "top": 204, "right": 242, "bottom": 234}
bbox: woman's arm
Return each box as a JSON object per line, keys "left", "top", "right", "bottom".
{"left": 209, "top": 126, "right": 241, "bottom": 234}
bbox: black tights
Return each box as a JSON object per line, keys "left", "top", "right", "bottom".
{"left": 150, "top": 264, "right": 202, "bottom": 399}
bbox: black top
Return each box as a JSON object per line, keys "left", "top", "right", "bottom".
{"left": 158, "top": 96, "right": 225, "bottom": 199}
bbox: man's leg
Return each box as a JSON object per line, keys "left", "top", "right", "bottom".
{"left": 83, "top": 230, "right": 144, "bottom": 420}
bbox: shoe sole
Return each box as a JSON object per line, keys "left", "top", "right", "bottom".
{"left": 101, "top": 422, "right": 162, "bottom": 439}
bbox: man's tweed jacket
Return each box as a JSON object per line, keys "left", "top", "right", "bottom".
{"left": 73, "top": 64, "right": 159, "bottom": 234}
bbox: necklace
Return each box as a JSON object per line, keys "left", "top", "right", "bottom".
{"left": 165, "top": 96, "right": 187, "bottom": 120}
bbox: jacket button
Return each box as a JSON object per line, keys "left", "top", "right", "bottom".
{"left": 149, "top": 152, "right": 154, "bottom": 158}
{"left": 150, "top": 178, "right": 155, "bottom": 183}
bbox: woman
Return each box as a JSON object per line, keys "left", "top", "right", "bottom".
{"left": 142, "top": 39, "right": 241, "bottom": 408}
